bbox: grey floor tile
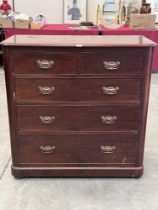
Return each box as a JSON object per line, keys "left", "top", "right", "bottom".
{"left": 0, "top": 69, "right": 10, "bottom": 176}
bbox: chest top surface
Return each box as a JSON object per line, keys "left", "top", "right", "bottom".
{"left": 1, "top": 35, "right": 156, "bottom": 48}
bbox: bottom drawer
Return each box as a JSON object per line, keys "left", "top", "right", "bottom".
{"left": 17, "top": 133, "right": 138, "bottom": 166}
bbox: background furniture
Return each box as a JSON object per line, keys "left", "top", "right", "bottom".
{"left": 4, "top": 24, "right": 99, "bottom": 37}
{"left": 2, "top": 35, "right": 156, "bottom": 178}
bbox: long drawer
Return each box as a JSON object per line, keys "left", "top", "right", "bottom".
{"left": 16, "top": 106, "right": 141, "bottom": 132}
{"left": 15, "top": 78, "right": 142, "bottom": 104}
{"left": 17, "top": 133, "right": 138, "bottom": 165}
{"left": 11, "top": 51, "right": 77, "bottom": 75}
{"left": 79, "top": 48, "right": 147, "bottom": 75}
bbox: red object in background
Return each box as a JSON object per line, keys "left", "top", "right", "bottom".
{"left": 4, "top": 24, "right": 99, "bottom": 36}
{"left": 0, "top": 0, "right": 12, "bottom": 13}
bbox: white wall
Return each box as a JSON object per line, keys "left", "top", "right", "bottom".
{"left": 13, "top": 0, "right": 156, "bottom": 24}
{"left": 14, "top": 0, "right": 63, "bottom": 23}
{"left": 14, "top": 0, "right": 105, "bottom": 24}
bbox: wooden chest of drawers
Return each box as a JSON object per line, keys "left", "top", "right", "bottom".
{"left": 2, "top": 35, "right": 156, "bottom": 178}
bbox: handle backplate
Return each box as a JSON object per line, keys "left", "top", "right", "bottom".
{"left": 40, "top": 145, "right": 56, "bottom": 154}
{"left": 38, "top": 86, "right": 55, "bottom": 95}
{"left": 101, "top": 115, "right": 117, "bottom": 125}
{"left": 100, "top": 146, "right": 116, "bottom": 154}
{"left": 103, "top": 61, "right": 120, "bottom": 70}
{"left": 39, "top": 116, "right": 55, "bottom": 124}
{"left": 37, "top": 60, "right": 54, "bottom": 70}
{"left": 102, "top": 86, "right": 119, "bottom": 95}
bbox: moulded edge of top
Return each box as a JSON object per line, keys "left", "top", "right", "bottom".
{"left": 1, "top": 35, "right": 157, "bottom": 47}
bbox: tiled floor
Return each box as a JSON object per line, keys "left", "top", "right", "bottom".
{"left": 0, "top": 68, "right": 158, "bottom": 210}
{"left": 0, "top": 69, "right": 10, "bottom": 179}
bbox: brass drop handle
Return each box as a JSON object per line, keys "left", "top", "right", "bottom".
{"left": 102, "top": 86, "right": 119, "bottom": 95}
{"left": 40, "top": 145, "right": 56, "bottom": 154}
{"left": 37, "top": 60, "right": 54, "bottom": 70}
{"left": 38, "top": 86, "right": 55, "bottom": 95}
{"left": 101, "top": 115, "right": 117, "bottom": 125}
{"left": 100, "top": 146, "right": 116, "bottom": 154}
{"left": 39, "top": 116, "right": 55, "bottom": 124}
{"left": 103, "top": 61, "right": 120, "bottom": 70}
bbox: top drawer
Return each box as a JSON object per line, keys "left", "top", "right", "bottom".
{"left": 11, "top": 51, "right": 77, "bottom": 75}
{"left": 79, "top": 48, "right": 147, "bottom": 75}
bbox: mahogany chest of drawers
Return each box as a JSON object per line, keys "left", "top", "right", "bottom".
{"left": 2, "top": 35, "right": 156, "bottom": 178}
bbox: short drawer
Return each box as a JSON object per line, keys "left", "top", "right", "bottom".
{"left": 17, "top": 133, "right": 138, "bottom": 165}
{"left": 79, "top": 48, "right": 147, "bottom": 75}
{"left": 16, "top": 106, "right": 141, "bottom": 132}
{"left": 11, "top": 51, "right": 76, "bottom": 74}
{"left": 15, "top": 78, "right": 142, "bottom": 104}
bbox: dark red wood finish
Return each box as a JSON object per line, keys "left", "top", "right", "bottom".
{"left": 79, "top": 48, "right": 147, "bottom": 75}
{"left": 16, "top": 106, "right": 141, "bottom": 132}
{"left": 17, "top": 133, "right": 138, "bottom": 165}
{"left": 12, "top": 51, "right": 77, "bottom": 75}
{"left": 14, "top": 78, "right": 142, "bottom": 104}
{"left": 1, "top": 35, "right": 156, "bottom": 178}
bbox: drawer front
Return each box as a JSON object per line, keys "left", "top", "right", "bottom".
{"left": 15, "top": 78, "right": 142, "bottom": 104}
{"left": 18, "top": 133, "right": 138, "bottom": 165}
{"left": 79, "top": 48, "right": 146, "bottom": 75}
{"left": 17, "top": 106, "right": 141, "bottom": 132}
{"left": 11, "top": 51, "right": 76, "bottom": 74}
